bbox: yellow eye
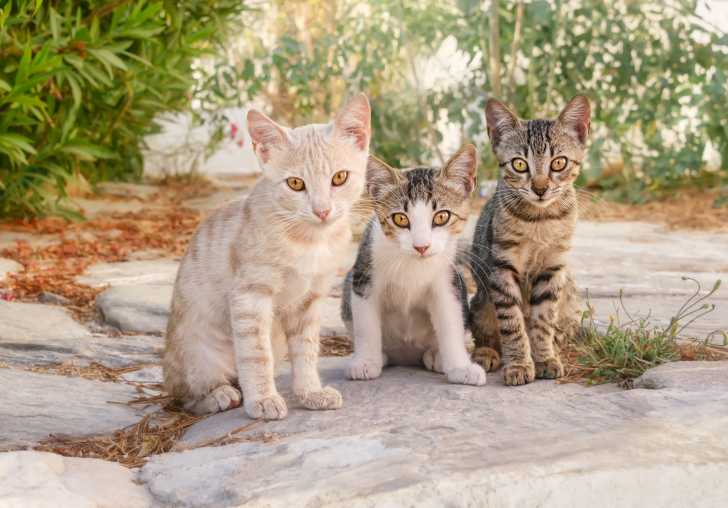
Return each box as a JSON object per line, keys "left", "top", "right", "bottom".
{"left": 511, "top": 158, "right": 529, "bottom": 173}
{"left": 391, "top": 213, "right": 410, "bottom": 228}
{"left": 433, "top": 210, "right": 451, "bottom": 227}
{"left": 286, "top": 177, "right": 305, "bottom": 191}
{"left": 550, "top": 156, "right": 568, "bottom": 172}
{"left": 332, "top": 170, "right": 349, "bottom": 186}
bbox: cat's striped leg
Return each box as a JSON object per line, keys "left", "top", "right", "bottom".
{"left": 285, "top": 293, "right": 342, "bottom": 410}
{"left": 488, "top": 261, "right": 535, "bottom": 385}
{"left": 231, "top": 279, "right": 287, "bottom": 420}
{"left": 529, "top": 264, "right": 566, "bottom": 379}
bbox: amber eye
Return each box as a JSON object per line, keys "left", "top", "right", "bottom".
{"left": 433, "top": 210, "right": 451, "bottom": 227}
{"left": 391, "top": 213, "right": 410, "bottom": 228}
{"left": 511, "top": 158, "right": 529, "bottom": 173}
{"left": 286, "top": 177, "right": 305, "bottom": 191}
{"left": 550, "top": 156, "right": 568, "bottom": 172}
{"left": 332, "top": 170, "right": 349, "bottom": 186}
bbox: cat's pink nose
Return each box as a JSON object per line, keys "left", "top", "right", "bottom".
{"left": 314, "top": 208, "right": 331, "bottom": 221}
{"left": 414, "top": 244, "right": 430, "bottom": 255}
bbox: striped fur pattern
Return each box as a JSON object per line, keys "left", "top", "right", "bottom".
{"left": 469, "top": 96, "right": 590, "bottom": 386}
{"left": 163, "top": 94, "right": 371, "bottom": 418}
{"left": 340, "top": 145, "right": 486, "bottom": 386}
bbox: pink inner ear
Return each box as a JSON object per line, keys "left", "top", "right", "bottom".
{"left": 346, "top": 126, "right": 368, "bottom": 151}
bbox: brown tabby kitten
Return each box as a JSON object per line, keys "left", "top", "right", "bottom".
{"left": 469, "top": 96, "right": 590, "bottom": 386}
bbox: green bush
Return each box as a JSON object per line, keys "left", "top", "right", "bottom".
{"left": 0, "top": 0, "right": 247, "bottom": 217}
{"left": 201, "top": 0, "right": 728, "bottom": 197}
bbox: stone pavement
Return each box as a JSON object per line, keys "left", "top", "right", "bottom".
{"left": 1, "top": 181, "right": 727, "bottom": 506}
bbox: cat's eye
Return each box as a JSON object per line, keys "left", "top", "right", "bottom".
{"left": 550, "top": 156, "right": 568, "bottom": 172}
{"left": 286, "top": 177, "right": 305, "bottom": 191}
{"left": 511, "top": 158, "right": 529, "bottom": 173}
{"left": 433, "top": 210, "right": 451, "bottom": 227}
{"left": 332, "top": 170, "right": 349, "bottom": 186}
{"left": 391, "top": 213, "right": 410, "bottom": 228}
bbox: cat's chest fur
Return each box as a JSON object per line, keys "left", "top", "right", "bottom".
{"left": 276, "top": 231, "right": 348, "bottom": 308}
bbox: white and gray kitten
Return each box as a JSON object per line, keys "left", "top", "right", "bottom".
{"left": 164, "top": 94, "right": 371, "bottom": 419}
{"left": 341, "top": 145, "right": 486, "bottom": 386}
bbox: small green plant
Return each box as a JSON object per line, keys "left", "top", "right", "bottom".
{"left": 573, "top": 278, "right": 725, "bottom": 385}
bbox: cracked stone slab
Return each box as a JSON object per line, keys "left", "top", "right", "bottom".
{"left": 140, "top": 358, "right": 728, "bottom": 507}
{"left": 94, "top": 280, "right": 347, "bottom": 337}
{"left": 0, "top": 369, "right": 154, "bottom": 449}
{"left": 0, "top": 301, "right": 160, "bottom": 367}
{"left": 0, "top": 301, "right": 91, "bottom": 344}
{"left": 77, "top": 260, "right": 179, "bottom": 287}
{"left": 96, "top": 285, "right": 173, "bottom": 334}
{"left": 0, "top": 451, "right": 151, "bottom": 507}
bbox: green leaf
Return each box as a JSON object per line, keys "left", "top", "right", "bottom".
{"left": 61, "top": 142, "right": 117, "bottom": 161}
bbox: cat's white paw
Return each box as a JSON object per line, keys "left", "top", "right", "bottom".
{"left": 423, "top": 348, "right": 444, "bottom": 373}
{"left": 446, "top": 363, "right": 487, "bottom": 386}
{"left": 244, "top": 393, "right": 288, "bottom": 420}
{"left": 298, "top": 386, "right": 343, "bottom": 410}
{"left": 347, "top": 357, "right": 383, "bottom": 380}
{"left": 187, "top": 385, "right": 241, "bottom": 415}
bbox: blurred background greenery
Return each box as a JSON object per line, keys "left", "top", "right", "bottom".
{"left": 1, "top": 0, "right": 727, "bottom": 217}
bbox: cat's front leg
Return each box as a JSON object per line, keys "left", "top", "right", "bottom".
{"left": 428, "top": 278, "right": 486, "bottom": 386}
{"left": 487, "top": 261, "right": 535, "bottom": 385}
{"left": 347, "top": 292, "right": 385, "bottom": 380}
{"left": 285, "top": 293, "right": 342, "bottom": 410}
{"left": 231, "top": 279, "right": 287, "bottom": 420}
{"left": 529, "top": 264, "right": 566, "bottom": 379}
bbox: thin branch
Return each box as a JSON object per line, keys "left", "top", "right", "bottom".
{"left": 488, "top": 0, "right": 502, "bottom": 98}
{"left": 506, "top": 1, "right": 524, "bottom": 101}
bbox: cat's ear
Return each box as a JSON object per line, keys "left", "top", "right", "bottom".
{"left": 439, "top": 144, "right": 477, "bottom": 196}
{"left": 366, "top": 155, "right": 400, "bottom": 200}
{"left": 334, "top": 93, "right": 371, "bottom": 151}
{"left": 558, "top": 95, "right": 591, "bottom": 145}
{"left": 246, "top": 109, "right": 290, "bottom": 164}
{"left": 485, "top": 98, "right": 520, "bottom": 148}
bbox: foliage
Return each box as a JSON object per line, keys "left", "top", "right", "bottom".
{"left": 0, "top": 0, "right": 247, "bottom": 217}
{"left": 574, "top": 278, "right": 725, "bottom": 384}
{"left": 201, "top": 0, "right": 728, "bottom": 193}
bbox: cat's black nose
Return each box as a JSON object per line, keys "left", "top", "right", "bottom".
{"left": 532, "top": 186, "right": 547, "bottom": 197}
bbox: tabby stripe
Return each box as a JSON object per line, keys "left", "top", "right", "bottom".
{"left": 531, "top": 323, "right": 551, "bottom": 335}
{"left": 494, "top": 238, "right": 520, "bottom": 249}
{"left": 494, "top": 300, "right": 518, "bottom": 309}
{"left": 532, "top": 265, "right": 564, "bottom": 287}
{"left": 234, "top": 312, "right": 260, "bottom": 322}
{"left": 499, "top": 326, "right": 520, "bottom": 336}
{"left": 496, "top": 312, "right": 513, "bottom": 320}
{"left": 239, "top": 283, "right": 274, "bottom": 296}
{"left": 530, "top": 290, "right": 557, "bottom": 305}
{"left": 237, "top": 326, "right": 261, "bottom": 336}
{"left": 491, "top": 258, "right": 519, "bottom": 276}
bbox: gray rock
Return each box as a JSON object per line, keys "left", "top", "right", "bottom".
{"left": 0, "top": 258, "right": 22, "bottom": 282}
{"left": 0, "top": 451, "right": 151, "bottom": 507}
{"left": 140, "top": 358, "right": 728, "bottom": 507}
{"left": 0, "top": 301, "right": 91, "bottom": 344}
{"left": 0, "top": 369, "right": 154, "bottom": 448}
{"left": 0, "top": 301, "right": 160, "bottom": 367}
{"left": 0, "top": 332, "right": 161, "bottom": 368}
{"left": 96, "top": 285, "right": 172, "bottom": 334}
{"left": 77, "top": 259, "right": 179, "bottom": 287}
{"left": 120, "top": 365, "right": 163, "bottom": 384}
{"left": 38, "top": 291, "right": 71, "bottom": 306}
{"left": 634, "top": 360, "right": 728, "bottom": 390}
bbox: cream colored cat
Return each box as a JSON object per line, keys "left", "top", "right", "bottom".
{"left": 163, "top": 94, "right": 371, "bottom": 419}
